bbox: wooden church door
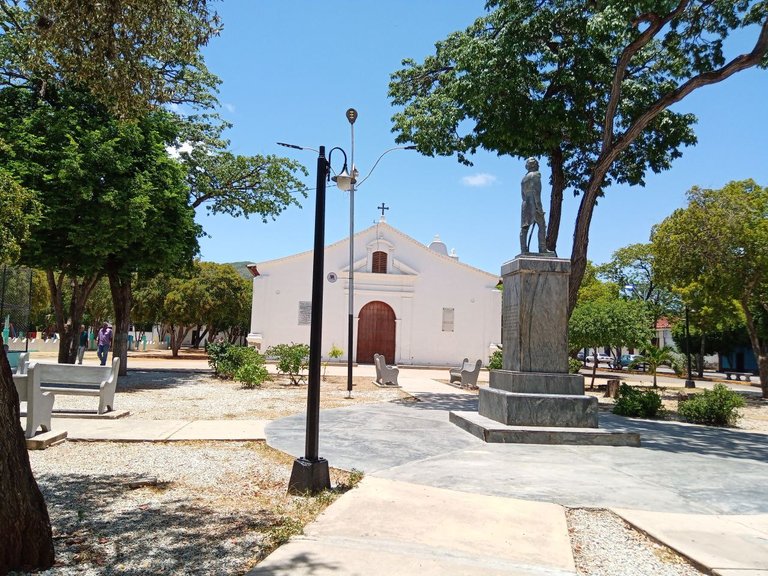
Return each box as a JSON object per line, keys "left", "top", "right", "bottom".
{"left": 356, "top": 301, "right": 396, "bottom": 365}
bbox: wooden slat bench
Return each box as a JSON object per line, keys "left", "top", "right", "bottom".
{"left": 35, "top": 357, "right": 120, "bottom": 414}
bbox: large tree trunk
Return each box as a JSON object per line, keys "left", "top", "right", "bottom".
{"left": 47, "top": 271, "right": 100, "bottom": 364}
{"left": 697, "top": 334, "right": 706, "bottom": 378}
{"left": 545, "top": 147, "right": 565, "bottom": 254}
{"left": 0, "top": 342, "right": 55, "bottom": 572}
{"left": 106, "top": 264, "right": 131, "bottom": 377}
{"left": 742, "top": 301, "right": 768, "bottom": 399}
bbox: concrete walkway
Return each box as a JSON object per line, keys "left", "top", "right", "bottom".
{"left": 35, "top": 361, "right": 768, "bottom": 575}
{"left": 254, "top": 367, "right": 768, "bottom": 576}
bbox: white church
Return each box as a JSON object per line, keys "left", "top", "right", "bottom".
{"left": 247, "top": 218, "right": 501, "bottom": 366}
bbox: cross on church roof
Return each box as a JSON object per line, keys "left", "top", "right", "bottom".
{"left": 377, "top": 203, "right": 389, "bottom": 217}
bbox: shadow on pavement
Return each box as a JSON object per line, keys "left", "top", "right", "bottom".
{"left": 117, "top": 370, "right": 208, "bottom": 393}
{"left": 600, "top": 413, "right": 768, "bottom": 463}
{"left": 395, "top": 393, "right": 478, "bottom": 412}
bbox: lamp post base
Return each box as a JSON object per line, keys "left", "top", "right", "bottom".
{"left": 684, "top": 380, "right": 696, "bottom": 388}
{"left": 288, "top": 457, "right": 331, "bottom": 495}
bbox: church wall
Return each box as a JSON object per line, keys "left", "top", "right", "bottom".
{"left": 249, "top": 223, "right": 501, "bottom": 366}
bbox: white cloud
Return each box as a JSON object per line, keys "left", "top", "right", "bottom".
{"left": 224, "top": 103, "right": 236, "bottom": 113}
{"left": 462, "top": 173, "right": 497, "bottom": 187}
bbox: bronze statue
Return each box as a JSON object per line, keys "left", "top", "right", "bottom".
{"left": 520, "top": 157, "right": 552, "bottom": 255}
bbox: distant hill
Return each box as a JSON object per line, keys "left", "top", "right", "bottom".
{"left": 225, "top": 261, "right": 255, "bottom": 280}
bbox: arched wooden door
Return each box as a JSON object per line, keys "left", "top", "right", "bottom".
{"left": 356, "top": 301, "right": 396, "bottom": 365}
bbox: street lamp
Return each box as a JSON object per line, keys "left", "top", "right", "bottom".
{"left": 283, "top": 144, "right": 332, "bottom": 494}
{"left": 338, "top": 109, "right": 357, "bottom": 399}
{"left": 684, "top": 306, "right": 696, "bottom": 388}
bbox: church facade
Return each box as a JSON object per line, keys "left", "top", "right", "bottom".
{"left": 247, "top": 220, "right": 501, "bottom": 366}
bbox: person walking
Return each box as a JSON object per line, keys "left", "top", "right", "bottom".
{"left": 96, "top": 322, "right": 113, "bottom": 366}
{"left": 76, "top": 325, "right": 88, "bottom": 364}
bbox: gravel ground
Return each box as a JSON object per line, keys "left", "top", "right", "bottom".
{"left": 14, "top": 369, "right": 756, "bottom": 575}
{"left": 567, "top": 509, "right": 706, "bottom": 576}
{"left": 48, "top": 371, "right": 407, "bottom": 420}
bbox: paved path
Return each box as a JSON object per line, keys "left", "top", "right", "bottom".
{"left": 255, "top": 370, "right": 768, "bottom": 575}
{"left": 31, "top": 361, "right": 768, "bottom": 575}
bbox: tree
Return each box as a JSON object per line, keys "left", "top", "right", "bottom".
{"left": 176, "top": 117, "right": 309, "bottom": 221}
{"left": 0, "top": 87, "right": 199, "bottom": 369}
{"left": 653, "top": 180, "right": 768, "bottom": 398}
{"left": 136, "top": 262, "right": 251, "bottom": 357}
{"left": 569, "top": 294, "right": 652, "bottom": 387}
{"left": 0, "top": 1, "right": 221, "bottom": 569}
{"left": 631, "top": 344, "right": 677, "bottom": 387}
{"left": 597, "top": 243, "right": 679, "bottom": 328}
{"left": 1, "top": 0, "right": 221, "bottom": 116}
{"left": 389, "top": 0, "right": 768, "bottom": 314}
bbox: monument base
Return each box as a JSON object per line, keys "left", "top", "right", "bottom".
{"left": 450, "top": 411, "right": 640, "bottom": 446}
{"left": 479, "top": 387, "right": 598, "bottom": 428}
{"left": 288, "top": 457, "right": 331, "bottom": 495}
{"left": 490, "top": 369, "right": 584, "bottom": 395}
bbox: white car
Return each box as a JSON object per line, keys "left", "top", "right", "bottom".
{"left": 594, "top": 352, "right": 613, "bottom": 365}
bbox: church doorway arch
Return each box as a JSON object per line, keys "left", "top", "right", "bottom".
{"left": 356, "top": 301, "right": 396, "bottom": 365}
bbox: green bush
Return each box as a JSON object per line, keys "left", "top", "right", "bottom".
{"left": 488, "top": 349, "right": 502, "bottom": 370}
{"left": 205, "top": 340, "right": 231, "bottom": 375}
{"left": 568, "top": 358, "right": 583, "bottom": 374}
{"left": 235, "top": 360, "right": 269, "bottom": 389}
{"left": 612, "top": 384, "right": 665, "bottom": 419}
{"left": 267, "top": 342, "right": 310, "bottom": 385}
{"left": 207, "top": 341, "right": 268, "bottom": 387}
{"left": 678, "top": 384, "right": 745, "bottom": 427}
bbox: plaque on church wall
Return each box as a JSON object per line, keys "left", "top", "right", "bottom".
{"left": 298, "top": 301, "right": 312, "bottom": 325}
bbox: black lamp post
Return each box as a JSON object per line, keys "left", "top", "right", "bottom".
{"left": 684, "top": 306, "right": 696, "bottom": 388}
{"left": 287, "top": 145, "right": 332, "bottom": 494}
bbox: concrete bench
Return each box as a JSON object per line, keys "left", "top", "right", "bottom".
{"left": 724, "top": 371, "right": 753, "bottom": 382}
{"left": 373, "top": 353, "right": 399, "bottom": 386}
{"left": 13, "top": 364, "right": 55, "bottom": 439}
{"left": 449, "top": 358, "right": 483, "bottom": 389}
{"left": 35, "top": 357, "right": 120, "bottom": 414}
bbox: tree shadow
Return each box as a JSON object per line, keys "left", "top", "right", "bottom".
{"left": 34, "top": 472, "right": 284, "bottom": 575}
{"left": 393, "top": 393, "right": 478, "bottom": 412}
{"left": 116, "top": 371, "right": 211, "bottom": 393}
{"left": 599, "top": 413, "right": 768, "bottom": 463}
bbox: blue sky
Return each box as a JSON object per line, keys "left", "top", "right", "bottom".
{"left": 196, "top": 1, "right": 768, "bottom": 274}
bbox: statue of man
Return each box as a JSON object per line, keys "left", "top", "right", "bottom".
{"left": 520, "top": 157, "right": 551, "bottom": 254}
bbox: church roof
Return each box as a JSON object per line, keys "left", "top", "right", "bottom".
{"left": 254, "top": 220, "right": 498, "bottom": 279}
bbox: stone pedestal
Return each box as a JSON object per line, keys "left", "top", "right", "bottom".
{"left": 451, "top": 255, "right": 639, "bottom": 447}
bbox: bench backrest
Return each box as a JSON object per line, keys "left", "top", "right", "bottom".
{"left": 31, "top": 357, "right": 119, "bottom": 385}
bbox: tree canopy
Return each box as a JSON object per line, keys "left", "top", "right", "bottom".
{"left": 652, "top": 180, "right": 768, "bottom": 397}
{"left": 1, "top": 0, "right": 222, "bottom": 116}
{"left": 389, "top": 0, "right": 768, "bottom": 313}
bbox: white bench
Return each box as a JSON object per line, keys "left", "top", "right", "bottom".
{"left": 35, "top": 357, "right": 120, "bottom": 414}
{"left": 449, "top": 358, "right": 483, "bottom": 389}
{"left": 13, "top": 365, "right": 55, "bottom": 439}
{"left": 373, "top": 353, "right": 399, "bottom": 386}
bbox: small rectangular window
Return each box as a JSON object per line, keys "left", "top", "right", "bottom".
{"left": 298, "top": 301, "right": 312, "bottom": 325}
{"left": 442, "top": 307, "right": 454, "bottom": 332}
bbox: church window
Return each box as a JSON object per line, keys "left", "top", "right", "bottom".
{"left": 372, "top": 251, "right": 388, "bottom": 274}
{"left": 442, "top": 308, "right": 455, "bottom": 332}
{"left": 298, "top": 301, "right": 312, "bottom": 325}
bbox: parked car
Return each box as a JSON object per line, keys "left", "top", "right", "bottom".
{"left": 595, "top": 352, "right": 613, "bottom": 365}
{"left": 619, "top": 354, "right": 639, "bottom": 367}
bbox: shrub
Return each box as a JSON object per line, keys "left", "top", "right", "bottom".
{"left": 205, "top": 340, "right": 231, "bottom": 375}
{"left": 678, "top": 384, "right": 745, "bottom": 427}
{"left": 488, "top": 349, "right": 503, "bottom": 370}
{"left": 267, "top": 342, "right": 310, "bottom": 385}
{"left": 235, "top": 360, "right": 269, "bottom": 389}
{"left": 323, "top": 344, "right": 344, "bottom": 380}
{"left": 568, "top": 358, "right": 583, "bottom": 374}
{"left": 612, "top": 384, "right": 665, "bottom": 419}
{"left": 207, "top": 341, "right": 268, "bottom": 387}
